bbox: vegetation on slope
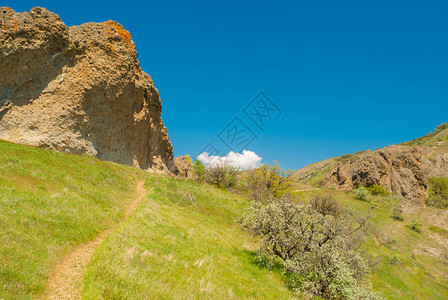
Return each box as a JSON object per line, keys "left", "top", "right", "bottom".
{"left": 82, "top": 175, "right": 294, "bottom": 299}
{"left": 293, "top": 151, "right": 365, "bottom": 188}
{"left": 296, "top": 189, "right": 448, "bottom": 299}
{"left": 0, "top": 140, "right": 294, "bottom": 299}
{"left": 1, "top": 140, "right": 448, "bottom": 299}
{"left": 295, "top": 123, "right": 448, "bottom": 188}
{"left": 402, "top": 123, "right": 448, "bottom": 147}
{"left": 0, "top": 140, "right": 147, "bottom": 298}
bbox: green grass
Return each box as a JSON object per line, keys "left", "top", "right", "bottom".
{"left": 402, "top": 124, "right": 448, "bottom": 147}
{"left": 0, "top": 140, "right": 147, "bottom": 298}
{"left": 428, "top": 225, "right": 448, "bottom": 238}
{"left": 82, "top": 176, "right": 295, "bottom": 299}
{"left": 2, "top": 139, "right": 448, "bottom": 299}
{"left": 297, "top": 189, "right": 448, "bottom": 299}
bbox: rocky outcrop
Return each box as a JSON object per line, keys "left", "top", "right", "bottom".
{"left": 174, "top": 155, "right": 194, "bottom": 178}
{"left": 0, "top": 7, "right": 177, "bottom": 173}
{"left": 325, "top": 145, "right": 448, "bottom": 199}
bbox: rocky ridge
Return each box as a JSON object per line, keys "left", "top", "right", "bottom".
{"left": 295, "top": 126, "right": 448, "bottom": 200}
{"left": 0, "top": 7, "right": 177, "bottom": 173}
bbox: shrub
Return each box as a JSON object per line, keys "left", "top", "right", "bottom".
{"left": 244, "top": 161, "right": 293, "bottom": 202}
{"left": 386, "top": 194, "right": 403, "bottom": 206}
{"left": 385, "top": 255, "right": 400, "bottom": 265}
{"left": 435, "top": 122, "right": 448, "bottom": 133}
{"left": 206, "top": 163, "right": 240, "bottom": 188}
{"left": 427, "top": 176, "right": 448, "bottom": 208}
{"left": 369, "top": 197, "right": 379, "bottom": 210}
{"left": 310, "top": 195, "right": 342, "bottom": 217}
{"left": 408, "top": 220, "right": 422, "bottom": 233}
{"left": 222, "top": 165, "right": 239, "bottom": 189}
{"left": 390, "top": 206, "right": 404, "bottom": 221}
{"left": 367, "top": 185, "right": 389, "bottom": 196}
{"left": 353, "top": 187, "right": 370, "bottom": 201}
{"left": 192, "top": 159, "right": 206, "bottom": 183}
{"left": 239, "top": 198, "right": 378, "bottom": 299}
{"left": 384, "top": 238, "right": 398, "bottom": 250}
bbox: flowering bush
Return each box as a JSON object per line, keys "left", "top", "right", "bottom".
{"left": 239, "top": 197, "right": 381, "bottom": 299}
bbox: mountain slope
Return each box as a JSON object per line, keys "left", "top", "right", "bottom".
{"left": 294, "top": 189, "right": 448, "bottom": 299}
{"left": 0, "top": 139, "right": 147, "bottom": 298}
{"left": 1, "top": 140, "right": 448, "bottom": 299}
{"left": 83, "top": 176, "right": 293, "bottom": 299}
{"left": 295, "top": 125, "right": 448, "bottom": 200}
{"left": 0, "top": 140, "right": 294, "bottom": 299}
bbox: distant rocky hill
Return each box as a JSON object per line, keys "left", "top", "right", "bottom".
{"left": 295, "top": 124, "right": 448, "bottom": 200}
{"left": 0, "top": 7, "right": 177, "bottom": 173}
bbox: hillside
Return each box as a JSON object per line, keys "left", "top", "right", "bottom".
{"left": 294, "top": 124, "right": 448, "bottom": 199}
{"left": 0, "top": 140, "right": 293, "bottom": 299}
{"left": 294, "top": 188, "right": 448, "bottom": 299}
{"left": 1, "top": 140, "right": 448, "bottom": 299}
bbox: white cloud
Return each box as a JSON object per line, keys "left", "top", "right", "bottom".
{"left": 198, "top": 150, "right": 262, "bottom": 170}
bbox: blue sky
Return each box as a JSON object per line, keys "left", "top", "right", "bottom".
{"left": 6, "top": 1, "right": 447, "bottom": 170}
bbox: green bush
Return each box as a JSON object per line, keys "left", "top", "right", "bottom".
{"left": 353, "top": 186, "right": 370, "bottom": 201}
{"left": 427, "top": 177, "right": 448, "bottom": 208}
{"left": 435, "top": 122, "right": 448, "bottom": 134}
{"left": 192, "top": 159, "right": 206, "bottom": 183}
{"left": 387, "top": 194, "right": 403, "bottom": 205}
{"left": 242, "top": 161, "right": 293, "bottom": 202}
{"left": 310, "top": 195, "right": 341, "bottom": 217}
{"left": 369, "top": 197, "right": 379, "bottom": 210}
{"left": 367, "top": 185, "right": 389, "bottom": 196}
{"left": 239, "top": 198, "right": 379, "bottom": 299}
{"left": 385, "top": 255, "right": 400, "bottom": 265}
{"left": 408, "top": 220, "right": 422, "bottom": 233}
{"left": 390, "top": 206, "right": 404, "bottom": 221}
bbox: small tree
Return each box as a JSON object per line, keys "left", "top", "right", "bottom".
{"left": 367, "top": 185, "right": 389, "bottom": 197}
{"left": 427, "top": 176, "right": 448, "bottom": 208}
{"left": 223, "top": 165, "right": 240, "bottom": 189}
{"left": 244, "top": 161, "right": 293, "bottom": 202}
{"left": 354, "top": 187, "right": 370, "bottom": 201}
{"left": 193, "top": 159, "right": 206, "bottom": 183}
{"left": 239, "top": 198, "right": 377, "bottom": 299}
{"left": 310, "top": 195, "right": 342, "bottom": 218}
{"left": 206, "top": 163, "right": 228, "bottom": 188}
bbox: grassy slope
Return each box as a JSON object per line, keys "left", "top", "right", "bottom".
{"left": 83, "top": 176, "right": 294, "bottom": 299}
{"left": 296, "top": 188, "right": 448, "bottom": 299}
{"left": 402, "top": 125, "right": 448, "bottom": 148}
{"left": 0, "top": 140, "right": 148, "bottom": 298}
{"left": 0, "top": 140, "right": 294, "bottom": 299}
{"left": 2, "top": 139, "right": 447, "bottom": 299}
{"left": 293, "top": 152, "right": 365, "bottom": 188}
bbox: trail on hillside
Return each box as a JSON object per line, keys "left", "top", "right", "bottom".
{"left": 40, "top": 180, "right": 147, "bottom": 300}
{"left": 294, "top": 188, "right": 320, "bottom": 192}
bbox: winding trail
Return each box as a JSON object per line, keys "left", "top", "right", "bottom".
{"left": 41, "top": 180, "right": 147, "bottom": 300}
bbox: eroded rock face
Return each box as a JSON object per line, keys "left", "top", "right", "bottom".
{"left": 174, "top": 155, "right": 194, "bottom": 178}
{"left": 326, "top": 145, "right": 448, "bottom": 199}
{"left": 0, "top": 7, "right": 177, "bottom": 173}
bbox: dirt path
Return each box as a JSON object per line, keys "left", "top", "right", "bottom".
{"left": 40, "top": 180, "right": 147, "bottom": 300}
{"left": 294, "top": 188, "right": 320, "bottom": 192}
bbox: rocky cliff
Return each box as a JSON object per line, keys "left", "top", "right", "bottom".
{"left": 295, "top": 126, "right": 448, "bottom": 200}
{"left": 0, "top": 7, "right": 177, "bottom": 173}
